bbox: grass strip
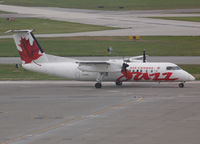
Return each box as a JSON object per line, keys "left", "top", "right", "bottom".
{"left": 3, "top": 0, "right": 200, "bottom": 10}
{"left": 0, "top": 10, "right": 11, "bottom": 14}
{"left": 0, "top": 36, "right": 200, "bottom": 56}
{"left": 0, "top": 18, "right": 117, "bottom": 35}
{"left": 179, "top": 64, "right": 200, "bottom": 80}
{"left": 150, "top": 17, "right": 200, "bottom": 22}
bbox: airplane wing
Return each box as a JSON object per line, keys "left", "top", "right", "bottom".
{"left": 76, "top": 61, "right": 121, "bottom": 72}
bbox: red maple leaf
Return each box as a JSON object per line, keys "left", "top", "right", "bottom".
{"left": 18, "top": 37, "right": 42, "bottom": 64}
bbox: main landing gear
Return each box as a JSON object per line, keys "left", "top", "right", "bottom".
{"left": 178, "top": 82, "right": 184, "bottom": 88}
{"left": 95, "top": 72, "right": 106, "bottom": 88}
{"left": 116, "top": 81, "right": 122, "bottom": 86}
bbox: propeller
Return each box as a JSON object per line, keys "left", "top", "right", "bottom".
{"left": 121, "top": 49, "right": 146, "bottom": 74}
{"left": 121, "top": 62, "right": 129, "bottom": 78}
{"left": 121, "top": 57, "right": 129, "bottom": 78}
{"left": 121, "top": 62, "right": 129, "bottom": 73}
{"left": 143, "top": 49, "right": 146, "bottom": 63}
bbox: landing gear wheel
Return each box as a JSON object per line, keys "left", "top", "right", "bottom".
{"left": 116, "top": 81, "right": 122, "bottom": 86}
{"left": 95, "top": 83, "right": 102, "bottom": 88}
{"left": 179, "top": 83, "right": 184, "bottom": 88}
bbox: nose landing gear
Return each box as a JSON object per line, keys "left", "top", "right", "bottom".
{"left": 95, "top": 82, "right": 102, "bottom": 88}
{"left": 178, "top": 83, "right": 184, "bottom": 88}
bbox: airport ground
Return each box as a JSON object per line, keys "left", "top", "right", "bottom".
{"left": 1, "top": 5, "right": 200, "bottom": 36}
{"left": 0, "top": 81, "right": 200, "bottom": 144}
{"left": 0, "top": 3, "right": 200, "bottom": 144}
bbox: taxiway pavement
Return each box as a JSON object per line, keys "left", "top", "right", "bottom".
{"left": 0, "top": 81, "right": 200, "bottom": 144}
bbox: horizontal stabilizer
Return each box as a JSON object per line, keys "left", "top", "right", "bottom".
{"left": 5, "top": 29, "right": 34, "bottom": 34}
{"left": 77, "top": 61, "right": 110, "bottom": 65}
{"left": 125, "top": 55, "right": 148, "bottom": 62}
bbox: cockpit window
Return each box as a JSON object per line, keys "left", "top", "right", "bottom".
{"left": 166, "top": 66, "right": 181, "bottom": 70}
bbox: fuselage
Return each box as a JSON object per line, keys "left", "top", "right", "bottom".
{"left": 23, "top": 61, "right": 195, "bottom": 82}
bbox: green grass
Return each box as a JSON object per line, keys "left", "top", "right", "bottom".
{"left": 180, "top": 65, "right": 200, "bottom": 80}
{"left": 0, "top": 10, "right": 10, "bottom": 14}
{"left": 0, "top": 36, "right": 200, "bottom": 57}
{"left": 0, "top": 18, "right": 117, "bottom": 35}
{"left": 150, "top": 17, "right": 200, "bottom": 22}
{"left": 0, "top": 64, "right": 199, "bottom": 80}
{"left": 3, "top": 0, "right": 200, "bottom": 10}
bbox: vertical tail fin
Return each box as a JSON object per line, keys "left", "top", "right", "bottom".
{"left": 7, "top": 30, "right": 48, "bottom": 64}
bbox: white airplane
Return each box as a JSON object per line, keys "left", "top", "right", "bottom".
{"left": 8, "top": 30, "right": 195, "bottom": 88}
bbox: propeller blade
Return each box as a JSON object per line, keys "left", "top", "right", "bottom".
{"left": 121, "top": 63, "right": 129, "bottom": 72}
{"left": 143, "top": 49, "right": 146, "bottom": 63}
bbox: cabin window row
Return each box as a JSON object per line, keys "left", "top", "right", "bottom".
{"left": 128, "top": 69, "right": 154, "bottom": 73}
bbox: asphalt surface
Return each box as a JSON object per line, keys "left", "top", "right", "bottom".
{"left": 0, "top": 81, "right": 200, "bottom": 144}
{"left": 0, "top": 5, "right": 200, "bottom": 36}
{"left": 0, "top": 56, "right": 200, "bottom": 64}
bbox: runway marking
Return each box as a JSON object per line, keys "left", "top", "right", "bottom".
{"left": 0, "top": 97, "right": 143, "bottom": 144}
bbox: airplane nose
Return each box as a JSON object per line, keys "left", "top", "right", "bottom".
{"left": 188, "top": 74, "right": 195, "bottom": 81}
{"left": 180, "top": 70, "right": 195, "bottom": 81}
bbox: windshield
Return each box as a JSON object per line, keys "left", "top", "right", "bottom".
{"left": 166, "top": 66, "right": 181, "bottom": 70}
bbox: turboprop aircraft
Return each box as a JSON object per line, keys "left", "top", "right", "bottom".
{"left": 7, "top": 30, "right": 195, "bottom": 88}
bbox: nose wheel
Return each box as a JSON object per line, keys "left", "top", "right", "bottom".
{"left": 179, "top": 83, "right": 184, "bottom": 88}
